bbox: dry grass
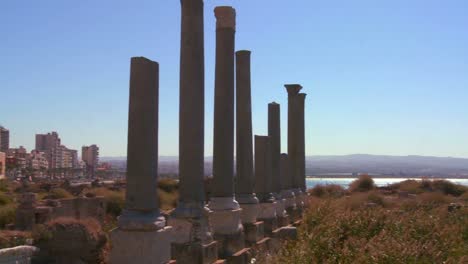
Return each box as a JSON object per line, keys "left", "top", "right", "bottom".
{"left": 274, "top": 187, "right": 468, "bottom": 263}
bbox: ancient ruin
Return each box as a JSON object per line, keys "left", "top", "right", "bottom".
{"left": 168, "top": 1, "right": 218, "bottom": 263}
{"left": 208, "top": 6, "right": 246, "bottom": 258}
{"left": 109, "top": 57, "right": 172, "bottom": 264}
{"left": 15, "top": 192, "right": 106, "bottom": 231}
{"left": 285, "top": 84, "right": 304, "bottom": 218}
{"left": 268, "top": 103, "right": 289, "bottom": 226}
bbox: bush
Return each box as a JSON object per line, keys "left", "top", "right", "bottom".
{"left": 0, "top": 203, "right": 16, "bottom": 228}
{"left": 85, "top": 188, "right": 125, "bottom": 217}
{"left": 431, "top": 180, "right": 467, "bottom": 197}
{"left": 349, "top": 174, "right": 375, "bottom": 192}
{"left": 158, "top": 189, "right": 178, "bottom": 211}
{"left": 158, "top": 178, "right": 179, "bottom": 193}
{"left": 43, "top": 188, "right": 73, "bottom": 200}
{"left": 0, "top": 192, "right": 12, "bottom": 206}
{"left": 33, "top": 218, "right": 107, "bottom": 263}
{"left": 309, "top": 184, "right": 346, "bottom": 198}
{"left": 390, "top": 180, "right": 423, "bottom": 194}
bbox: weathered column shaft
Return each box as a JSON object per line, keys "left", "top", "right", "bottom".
{"left": 280, "top": 153, "right": 290, "bottom": 190}
{"left": 235, "top": 50, "right": 256, "bottom": 201}
{"left": 125, "top": 57, "right": 160, "bottom": 214}
{"left": 178, "top": 0, "right": 206, "bottom": 207}
{"left": 285, "top": 84, "right": 302, "bottom": 190}
{"left": 297, "top": 93, "right": 307, "bottom": 192}
{"left": 254, "top": 136, "right": 275, "bottom": 203}
{"left": 268, "top": 103, "right": 281, "bottom": 195}
{"left": 110, "top": 57, "right": 171, "bottom": 264}
{"left": 212, "top": 6, "right": 236, "bottom": 198}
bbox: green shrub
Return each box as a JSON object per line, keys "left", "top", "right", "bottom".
{"left": 431, "top": 180, "right": 467, "bottom": 197}
{"left": 0, "top": 204, "right": 16, "bottom": 228}
{"left": 309, "top": 184, "right": 346, "bottom": 198}
{"left": 158, "top": 189, "right": 178, "bottom": 211}
{"left": 0, "top": 192, "right": 12, "bottom": 206}
{"left": 158, "top": 178, "right": 179, "bottom": 193}
{"left": 43, "top": 188, "right": 74, "bottom": 200}
{"left": 85, "top": 187, "right": 125, "bottom": 217}
{"left": 349, "top": 174, "right": 375, "bottom": 192}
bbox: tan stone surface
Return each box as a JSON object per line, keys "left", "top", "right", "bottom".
{"left": 109, "top": 226, "right": 172, "bottom": 264}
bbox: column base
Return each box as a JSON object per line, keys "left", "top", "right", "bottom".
{"left": 281, "top": 189, "right": 297, "bottom": 209}
{"left": 244, "top": 221, "right": 265, "bottom": 246}
{"left": 257, "top": 202, "right": 278, "bottom": 235}
{"left": 171, "top": 241, "right": 218, "bottom": 264}
{"left": 272, "top": 226, "right": 298, "bottom": 240}
{"left": 294, "top": 189, "right": 304, "bottom": 209}
{"left": 213, "top": 230, "right": 246, "bottom": 258}
{"left": 274, "top": 198, "right": 287, "bottom": 218}
{"left": 109, "top": 226, "right": 172, "bottom": 264}
{"left": 277, "top": 215, "right": 290, "bottom": 227}
{"left": 209, "top": 208, "right": 244, "bottom": 235}
{"left": 168, "top": 202, "right": 214, "bottom": 245}
{"left": 239, "top": 203, "right": 259, "bottom": 224}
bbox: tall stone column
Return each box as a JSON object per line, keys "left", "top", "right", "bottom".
{"left": 236, "top": 51, "right": 264, "bottom": 246}
{"left": 254, "top": 135, "right": 277, "bottom": 234}
{"left": 110, "top": 57, "right": 172, "bottom": 264}
{"left": 297, "top": 93, "right": 307, "bottom": 193}
{"left": 235, "top": 50, "right": 259, "bottom": 224}
{"left": 285, "top": 84, "right": 303, "bottom": 214}
{"left": 268, "top": 103, "right": 288, "bottom": 225}
{"left": 169, "top": 1, "right": 218, "bottom": 263}
{"left": 208, "top": 6, "right": 245, "bottom": 257}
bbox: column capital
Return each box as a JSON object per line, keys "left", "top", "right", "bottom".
{"left": 214, "top": 6, "right": 236, "bottom": 30}
{"left": 269, "top": 101, "right": 279, "bottom": 106}
{"left": 236, "top": 50, "right": 251, "bottom": 57}
{"left": 284, "top": 84, "right": 302, "bottom": 95}
{"left": 298, "top": 93, "right": 307, "bottom": 100}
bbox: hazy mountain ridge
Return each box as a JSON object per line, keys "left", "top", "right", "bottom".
{"left": 101, "top": 154, "right": 468, "bottom": 176}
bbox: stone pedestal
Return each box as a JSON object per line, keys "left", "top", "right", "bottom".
{"left": 172, "top": 241, "right": 218, "bottom": 264}
{"left": 281, "top": 189, "right": 297, "bottom": 209}
{"left": 239, "top": 202, "right": 259, "bottom": 224}
{"left": 110, "top": 227, "right": 173, "bottom": 264}
{"left": 208, "top": 206, "right": 245, "bottom": 258}
{"left": 257, "top": 202, "right": 277, "bottom": 235}
{"left": 243, "top": 221, "right": 265, "bottom": 246}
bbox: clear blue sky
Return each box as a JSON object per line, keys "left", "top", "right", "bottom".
{"left": 1, "top": 0, "right": 467, "bottom": 158}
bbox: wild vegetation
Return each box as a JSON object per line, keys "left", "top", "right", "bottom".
{"left": 273, "top": 176, "right": 468, "bottom": 263}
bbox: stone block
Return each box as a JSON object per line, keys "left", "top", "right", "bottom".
{"left": 210, "top": 209, "right": 243, "bottom": 235}
{"left": 109, "top": 226, "right": 172, "bottom": 264}
{"left": 277, "top": 215, "right": 290, "bottom": 227}
{"left": 171, "top": 241, "right": 218, "bottom": 264}
{"left": 226, "top": 248, "right": 252, "bottom": 264}
{"left": 243, "top": 221, "right": 264, "bottom": 246}
{"left": 239, "top": 203, "right": 258, "bottom": 224}
{"left": 272, "top": 226, "right": 297, "bottom": 240}
{"left": 214, "top": 230, "right": 245, "bottom": 258}
{"left": 257, "top": 202, "right": 276, "bottom": 219}
{"left": 258, "top": 217, "right": 278, "bottom": 235}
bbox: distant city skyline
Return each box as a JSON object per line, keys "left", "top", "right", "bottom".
{"left": 1, "top": 0, "right": 467, "bottom": 158}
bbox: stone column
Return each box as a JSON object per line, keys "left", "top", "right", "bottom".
{"left": 268, "top": 103, "right": 288, "bottom": 225}
{"left": 297, "top": 93, "right": 307, "bottom": 193}
{"left": 208, "top": 6, "right": 245, "bottom": 257}
{"left": 285, "top": 84, "right": 303, "bottom": 214}
{"left": 110, "top": 57, "right": 172, "bottom": 264}
{"left": 235, "top": 50, "right": 259, "bottom": 223}
{"left": 254, "top": 135, "right": 277, "bottom": 234}
{"left": 235, "top": 51, "right": 264, "bottom": 246}
{"left": 169, "top": 1, "right": 218, "bottom": 263}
